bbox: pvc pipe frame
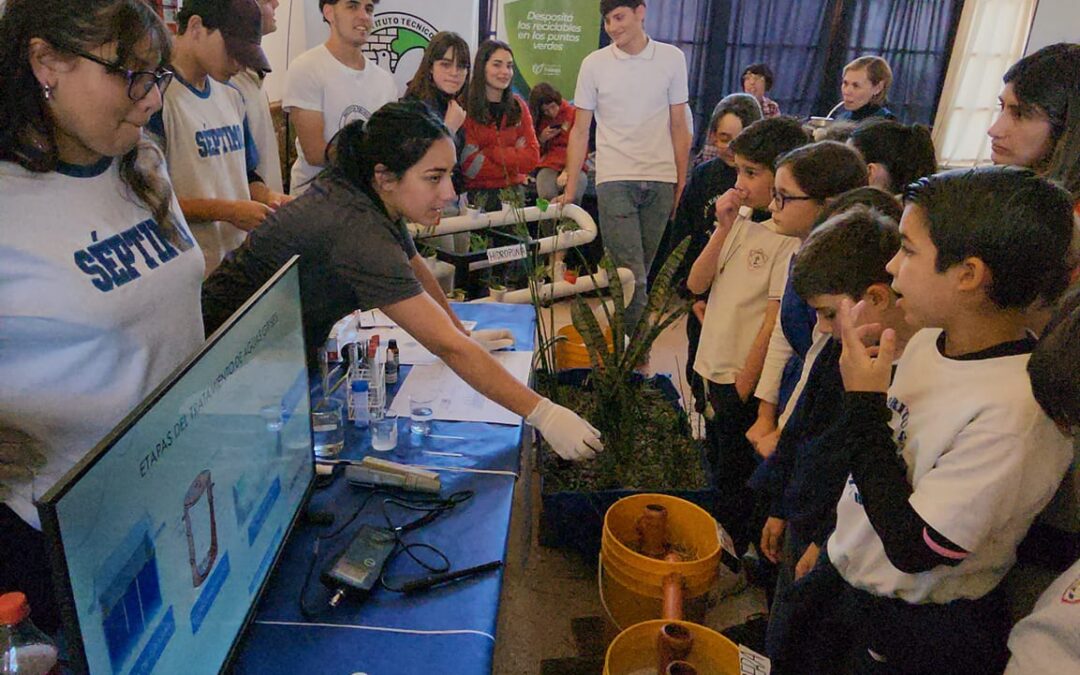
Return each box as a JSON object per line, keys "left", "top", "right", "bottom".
{"left": 408, "top": 203, "right": 636, "bottom": 306}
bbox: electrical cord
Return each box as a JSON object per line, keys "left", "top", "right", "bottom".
{"left": 298, "top": 483, "right": 474, "bottom": 618}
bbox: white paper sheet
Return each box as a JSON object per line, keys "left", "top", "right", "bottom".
{"left": 389, "top": 351, "right": 534, "bottom": 425}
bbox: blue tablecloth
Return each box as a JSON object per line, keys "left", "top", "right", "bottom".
{"left": 231, "top": 303, "right": 535, "bottom": 674}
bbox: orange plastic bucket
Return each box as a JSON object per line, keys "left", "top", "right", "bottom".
{"left": 555, "top": 324, "right": 613, "bottom": 370}
{"left": 600, "top": 494, "right": 721, "bottom": 629}
{"left": 604, "top": 619, "right": 741, "bottom": 675}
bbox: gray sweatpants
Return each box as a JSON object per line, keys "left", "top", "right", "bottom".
{"left": 595, "top": 180, "right": 675, "bottom": 334}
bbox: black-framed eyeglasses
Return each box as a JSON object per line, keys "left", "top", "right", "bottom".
{"left": 771, "top": 188, "right": 816, "bottom": 210}
{"left": 64, "top": 47, "right": 173, "bottom": 102}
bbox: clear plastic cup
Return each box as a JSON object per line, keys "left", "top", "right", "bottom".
{"left": 370, "top": 411, "right": 398, "bottom": 452}
{"left": 311, "top": 400, "right": 344, "bottom": 458}
{"left": 408, "top": 395, "right": 435, "bottom": 435}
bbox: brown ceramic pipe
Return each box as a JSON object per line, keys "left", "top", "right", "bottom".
{"left": 636, "top": 503, "right": 669, "bottom": 558}
{"left": 666, "top": 661, "right": 698, "bottom": 675}
{"left": 657, "top": 622, "right": 693, "bottom": 674}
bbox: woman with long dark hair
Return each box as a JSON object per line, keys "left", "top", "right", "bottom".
{"left": 203, "top": 102, "right": 602, "bottom": 464}
{"left": 460, "top": 39, "right": 539, "bottom": 211}
{"left": 0, "top": 0, "right": 205, "bottom": 632}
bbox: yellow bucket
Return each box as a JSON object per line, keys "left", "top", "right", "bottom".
{"left": 600, "top": 494, "right": 720, "bottom": 629}
{"left": 555, "top": 324, "right": 613, "bottom": 370}
{"left": 604, "top": 619, "right": 741, "bottom": 675}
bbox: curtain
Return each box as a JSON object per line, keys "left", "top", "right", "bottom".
{"left": 710, "top": 0, "right": 962, "bottom": 127}
{"left": 644, "top": 0, "right": 715, "bottom": 142}
{"left": 844, "top": 0, "right": 965, "bottom": 124}
{"left": 721, "top": 0, "right": 839, "bottom": 120}
{"left": 932, "top": 0, "right": 1038, "bottom": 167}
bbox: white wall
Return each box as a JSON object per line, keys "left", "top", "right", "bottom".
{"left": 1025, "top": 0, "right": 1080, "bottom": 54}
{"left": 262, "top": 0, "right": 328, "bottom": 102}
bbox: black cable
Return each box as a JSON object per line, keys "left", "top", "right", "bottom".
{"left": 297, "top": 486, "right": 474, "bottom": 617}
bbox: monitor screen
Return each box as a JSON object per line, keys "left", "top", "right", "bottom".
{"left": 38, "top": 258, "right": 314, "bottom": 675}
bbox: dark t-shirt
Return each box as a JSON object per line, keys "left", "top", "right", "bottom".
{"left": 202, "top": 173, "right": 422, "bottom": 356}
{"left": 666, "top": 157, "right": 737, "bottom": 296}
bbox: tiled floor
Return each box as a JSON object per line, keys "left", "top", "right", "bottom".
{"left": 491, "top": 298, "right": 767, "bottom": 674}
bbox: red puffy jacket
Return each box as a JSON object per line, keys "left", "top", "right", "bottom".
{"left": 536, "top": 100, "right": 576, "bottom": 172}
{"left": 461, "top": 95, "right": 540, "bottom": 190}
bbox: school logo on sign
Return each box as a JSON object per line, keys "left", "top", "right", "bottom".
{"left": 362, "top": 12, "right": 437, "bottom": 74}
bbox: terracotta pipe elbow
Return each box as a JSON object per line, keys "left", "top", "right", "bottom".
{"left": 636, "top": 503, "right": 669, "bottom": 558}
{"left": 657, "top": 622, "right": 693, "bottom": 674}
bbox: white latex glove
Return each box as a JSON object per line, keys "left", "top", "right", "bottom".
{"left": 526, "top": 397, "right": 603, "bottom": 461}
{"left": 0, "top": 425, "right": 47, "bottom": 501}
{"left": 472, "top": 328, "right": 515, "bottom": 351}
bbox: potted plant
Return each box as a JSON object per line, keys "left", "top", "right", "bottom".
{"left": 562, "top": 265, "right": 580, "bottom": 285}
{"left": 448, "top": 288, "right": 468, "bottom": 302}
{"left": 534, "top": 240, "right": 712, "bottom": 556}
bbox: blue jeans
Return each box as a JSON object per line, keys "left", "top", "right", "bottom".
{"left": 595, "top": 181, "right": 675, "bottom": 334}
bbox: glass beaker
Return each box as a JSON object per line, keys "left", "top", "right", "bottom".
{"left": 311, "top": 399, "right": 344, "bottom": 458}
{"left": 370, "top": 412, "right": 399, "bottom": 452}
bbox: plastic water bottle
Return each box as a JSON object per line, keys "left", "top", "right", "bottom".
{"left": 0, "top": 592, "right": 58, "bottom": 675}
{"left": 350, "top": 380, "right": 370, "bottom": 428}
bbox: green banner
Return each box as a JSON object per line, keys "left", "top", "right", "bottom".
{"left": 502, "top": 0, "right": 601, "bottom": 98}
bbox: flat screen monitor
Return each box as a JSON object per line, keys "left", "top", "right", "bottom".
{"left": 38, "top": 257, "right": 314, "bottom": 675}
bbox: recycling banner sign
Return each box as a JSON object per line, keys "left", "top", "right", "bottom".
{"left": 359, "top": 0, "right": 481, "bottom": 95}
{"left": 498, "top": 0, "right": 602, "bottom": 98}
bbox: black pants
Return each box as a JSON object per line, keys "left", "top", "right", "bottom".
{"left": 704, "top": 381, "right": 759, "bottom": 555}
{"left": 0, "top": 505, "right": 61, "bottom": 635}
{"left": 778, "top": 555, "right": 1011, "bottom": 675}
{"left": 685, "top": 313, "right": 706, "bottom": 415}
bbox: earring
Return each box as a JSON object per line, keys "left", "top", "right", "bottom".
{"left": 42, "top": 83, "right": 52, "bottom": 100}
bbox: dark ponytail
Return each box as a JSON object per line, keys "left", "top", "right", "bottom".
{"left": 327, "top": 100, "right": 452, "bottom": 205}
{"left": 850, "top": 119, "right": 938, "bottom": 194}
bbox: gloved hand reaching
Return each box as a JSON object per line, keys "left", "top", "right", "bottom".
{"left": 526, "top": 398, "right": 603, "bottom": 461}
{"left": 0, "top": 425, "right": 47, "bottom": 502}
{"left": 471, "top": 328, "right": 515, "bottom": 352}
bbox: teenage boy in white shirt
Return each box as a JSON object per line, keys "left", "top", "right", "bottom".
{"left": 284, "top": 0, "right": 398, "bottom": 195}
{"left": 150, "top": 0, "right": 286, "bottom": 275}
{"left": 555, "top": 0, "right": 692, "bottom": 333}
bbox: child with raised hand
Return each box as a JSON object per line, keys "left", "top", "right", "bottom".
{"left": 1006, "top": 286, "right": 1080, "bottom": 674}
{"left": 758, "top": 194, "right": 912, "bottom": 668}
{"left": 684, "top": 116, "right": 807, "bottom": 555}
{"left": 800, "top": 167, "right": 1075, "bottom": 674}
{"left": 745, "top": 141, "right": 869, "bottom": 459}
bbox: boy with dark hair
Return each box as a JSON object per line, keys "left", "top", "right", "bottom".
{"left": 799, "top": 166, "right": 1075, "bottom": 673}
{"left": 1007, "top": 286, "right": 1080, "bottom": 674}
{"left": 761, "top": 200, "right": 914, "bottom": 668}
{"left": 150, "top": 0, "right": 285, "bottom": 275}
{"left": 684, "top": 115, "right": 808, "bottom": 556}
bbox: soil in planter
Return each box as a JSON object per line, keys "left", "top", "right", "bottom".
{"left": 538, "top": 378, "right": 708, "bottom": 494}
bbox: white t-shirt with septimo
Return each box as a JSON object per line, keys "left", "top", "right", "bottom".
{"left": 694, "top": 210, "right": 799, "bottom": 385}
{"left": 283, "top": 45, "right": 398, "bottom": 194}
{"left": 827, "top": 328, "right": 1073, "bottom": 604}
{"left": 0, "top": 152, "right": 205, "bottom": 530}
{"left": 573, "top": 38, "right": 689, "bottom": 185}
{"left": 151, "top": 73, "right": 255, "bottom": 276}
{"left": 1005, "top": 556, "right": 1080, "bottom": 674}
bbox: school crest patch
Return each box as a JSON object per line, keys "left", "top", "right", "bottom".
{"left": 747, "top": 248, "right": 768, "bottom": 270}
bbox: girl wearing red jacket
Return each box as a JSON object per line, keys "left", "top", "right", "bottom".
{"left": 528, "top": 83, "right": 588, "bottom": 202}
{"left": 461, "top": 40, "right": 539, "bottom": 211}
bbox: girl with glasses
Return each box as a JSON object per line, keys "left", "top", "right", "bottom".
{"left": 0, "top": 0, "right": 205, "bottom": 634}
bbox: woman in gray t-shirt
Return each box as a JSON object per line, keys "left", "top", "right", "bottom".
{"left": 203, "top": 102, "right": 601, "bottom": 462}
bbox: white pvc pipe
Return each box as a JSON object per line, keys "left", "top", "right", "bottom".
{"left": 475, "top": 267, "right": 636, "bottom": 306}
{"left": 408, "top": 203, "right": 597, "bottom": 259}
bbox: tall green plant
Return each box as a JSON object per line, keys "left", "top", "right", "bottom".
{"left": 568, "top": 237, "right": 693, "bottom": 463}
